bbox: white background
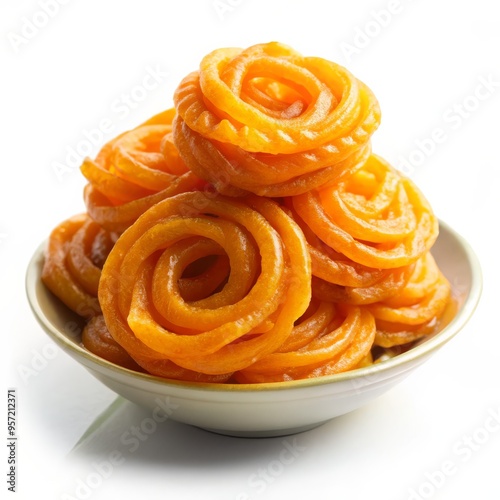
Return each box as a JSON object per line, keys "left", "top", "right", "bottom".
{"left": 2, "top": 0, "right": 499, "bottom": 499}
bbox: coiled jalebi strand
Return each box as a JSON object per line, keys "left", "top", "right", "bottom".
{"left": 98, "top": 191, "right": 312, "bottom": 378}
{"left": 82, "top": 315, "right": 142, "bottom": 371}
{"left": 81, "top": 108, "right": 204, "bottom": 233}
{"left": 42, "top": 214, "right": 117, "bottom": 319}
{"left": 173, "top": 42, "right": 380, "bottom": 196}
{"left": 366, "top": 252, "right": 452, "bottom": 347}
{"left": 235, "top": 303, "right": 376, "bottom": 382}
{"left": 292, "top": 154, "right": 438, "bottom": 269}
{"left": 283, "top": 196, "right": 415, "bottom": 304}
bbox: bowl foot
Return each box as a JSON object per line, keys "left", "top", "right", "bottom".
{"left": 198, "top": 420, "right": 330, "bottom": 438}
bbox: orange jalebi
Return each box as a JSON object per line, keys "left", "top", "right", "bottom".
{"left": 98, "top": 191, "right": 312, "bottom": 378}
{"left": 82, "top": 315, "right": 142, "bottom": 371}
{"left": 81, "top": 109, "right": 205, "bottom": 233}
{"left": 291, "top": 154, "right": 438, "bottom": 269}
{"left": 42, "top": 214, "right": 117, "bottom": 318}
{"left": 367, "top": 252, "right": 452, "bottom": 347}
{"left": 234, "top": 304, "right": 375, "bottom": 383}
{"left": 173, "top": 42, "right": 380, "bottom": 196}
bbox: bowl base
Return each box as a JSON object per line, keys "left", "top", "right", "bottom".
{"left": 198, "top": 420, "right": 329, "bottom": 438}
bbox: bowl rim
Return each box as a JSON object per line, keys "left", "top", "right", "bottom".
{"left": 26, "top": 219, "right": 482, "bottom": 394}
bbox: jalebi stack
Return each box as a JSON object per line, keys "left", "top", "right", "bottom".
{"left": 41, "top": 42, "right": 452, "bottom": 383}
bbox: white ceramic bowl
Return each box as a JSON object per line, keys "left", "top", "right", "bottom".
{"left": 26, "top": 220, "right": 481, "bottom": 437}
